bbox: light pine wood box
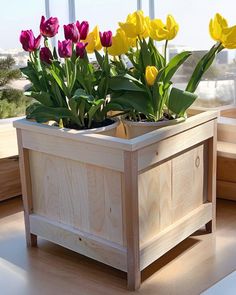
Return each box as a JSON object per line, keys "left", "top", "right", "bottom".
{"left": 0, "top": 120, "right": 21, "bottom": 201}
{"left": 14, "top": 111, "right": 217, "bottom": 290}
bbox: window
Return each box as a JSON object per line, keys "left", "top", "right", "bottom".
{"left": 154, "top": 0, "right": 236, "bottom": 107}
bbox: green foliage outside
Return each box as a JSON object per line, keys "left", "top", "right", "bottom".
{"left": 0, "top": 56, "right": 31, "bottom": 119}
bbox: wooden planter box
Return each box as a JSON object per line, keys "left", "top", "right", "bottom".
{"left": 14, "top": 110, "right": 217, "bottom": 290}
{"left": 217, "top": 107, "right": 236, "bottom": 200}
{"left": 0, "top": 118, "right": 21, "bottom": 201}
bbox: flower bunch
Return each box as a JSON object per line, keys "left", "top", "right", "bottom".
{"left": 19, "top": 16, "right": 116, "bottom": 129}
{"left": 108, "top": 11, "right": 236, "bottom": 122}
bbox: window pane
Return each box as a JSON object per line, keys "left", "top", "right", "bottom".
{"left": 74, "top": 0, "right": 137, "bottom": 32}
{"left": 156, "top": 0, "right": 236, "bottom": 107}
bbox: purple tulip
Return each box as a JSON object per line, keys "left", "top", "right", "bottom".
{"left": 76, "top": 21, "right": 89, "bottom": 40}
{"left": 40, "top": 47, "right": 53, "bottom": 64}
{"left": 99, "top": 31, "right": 112, "bottom": 48}
{"left": 76, "top": 42, "right": 88, "bottom": 58}
{"left": 40, "top": 16, "right": 59, "bottom": 38}
{"left": 58, "top": 40, "right": 72, "bottom": 58}
{"left": 19, "top": 30, "right": 41, "bottom": 52}
{"left": 64, "top": 23, "right": 80, "bottom": 43}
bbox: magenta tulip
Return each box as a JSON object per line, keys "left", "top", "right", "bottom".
{"left": 99, "top": 31, "right": 112, "bottom": 48}
{"left": 76, "top": 42, "right": 88, "bottom": 58}
{"left": 20, "top": 30, "right": 41, "bottom": 52}
{"left": 76, "top": 21, "right": 89, "bottom": 40}
{"left": 40, "top": 47, "right": 53, "bottom": 64}
{"left": 40, "top": 16, "right": 59, "bottom": 38}
{"left": 64, "top": 23, "right": 80, "bottom": 43}
{"left": 58, "top": 40, "right": 72, "bottom": 58}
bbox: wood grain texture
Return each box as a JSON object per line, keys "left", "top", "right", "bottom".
{"left": 0, "top": 157, "right": 21, "bottom": 201}
{"left": 124, "top": 151, "right": 141, "bottom": 290}
{"left": 140, "top": 203, "right": 212, "bottom": 270}
{"left": 29, "top": 150, "right": 124, "bottom": 246}
{"left": 206, "top": 120, "right": 217, "bottom": 233}
{"left": 217, "top": 141, "right": 236, "bottom": 159}
{"left": 22, "top": 130, "right": 124, "bottom": 172}
{"left": 137, "top": 120, "right": 214, "bottom": 171}
{"left": 16, "top": 130, "right": 37, "bottom": 247}
{"left": 138, "top": 145, "right": 204, "bottom": 246}
{"left": 0, "top": 123, "right": 18, "bottom": 158}
{"left": 217, "top": 181, "right": 236, "bottom": 201}
{"left": 29, "top": 214, "right": 127, "bottom": 271}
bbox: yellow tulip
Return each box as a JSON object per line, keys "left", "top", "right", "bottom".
{"left": 222, "top": 25, "right": 236, "bottom": 49}
{"left": 145, "top": 66, "right": 158, "bottom": 86}
{"left": 108, "top": 29, "right": 129, "bottom": 56}
{"left": 119, "top": 10, "right": 149, "bottom": 39}
{"left": 84, "top": 25, "right": 102, "bottom": 53}
{"left": 209, "top": 13, "right": 228, "bottom": 42}
{"left": 150, "top": 15, "right": 179, "bottom": 41}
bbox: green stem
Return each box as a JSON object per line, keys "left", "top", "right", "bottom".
{"left": 164, "top": 40, "right": 168, "bottom": 66}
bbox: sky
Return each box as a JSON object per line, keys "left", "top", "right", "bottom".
{"left": 1, "top": 0, "right": 236, "bottom": 51}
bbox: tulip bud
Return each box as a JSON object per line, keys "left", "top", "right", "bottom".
{"left": 40, "top": 16, "right": 59, "bottom": 38}
{"left": 64, "top": 23, "right": 80, "bottom": 43}
{"left": 76, "top": 42, "right": 88, "bottom": 58}
{"left": 76, "top": 21, "right": 89, "bottom": 40}
{"left": 58, "top": 40, "right": 72, "bottom": 58}
{"left": 145, "top": 66, "right": 158, "bottom": 86}
{"left": 99, "top": 31, "right": 112, "bottom": 47}
{"left": 20, "top": 30, "right": 41, "bottom": 52}
{"left": 40, "top": 47, "right": 53, "bottom": 64}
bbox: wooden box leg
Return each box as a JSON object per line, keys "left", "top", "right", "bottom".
{"left": 206, "top": 120, "right": 217, "bottom": 234}
{"left": 124, "top": 151, "right": 141, "bottom": 290}
{"left": 17, "top": 130, "right": 37, "bottom": 247}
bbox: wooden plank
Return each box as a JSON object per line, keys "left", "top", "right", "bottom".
{"left": 0, "top": 156, "right": 21, "bottom": 201}
{"left": 171, "top": 145, "right": 204, "bottom": 222}
{"left": 130, "top": 111, "right": 218, "bottom": 151}
{"left": 217, "top": 142, "right": 236, "bottom": 159}
{"left": 140, "top": 203, "right": 212, "bottom": 270}
{"left": 217, "top": 156, "right": 236, "bottom": 183}
{"left": 218, "top": 119, "right": 236, "bottom": 144}
{"left": 16, "top": 130, "right": 37, "bottom": 247}
{"left": 217, "top": 180, "right": 236, "bottom": 201}
{"left": 124, "top": 151, "right": 141, "bottom": 290}
{"left": 29, "top": 151, "right": 124, "bottom": 246}
{"left": 21, "top": 130, "right": 124, "bottom": 172}
{"left": 0, "top": 123, "right": 18, "bottom": 158}
{"left": 206, "top": 120, "right": 217, "bottom": 233}
{"left": 14, "top": 112, "right": 218, "bottom": 152}
{"left": 29, "top": 214, "right": 127, "bottom": 272}
{"left": 138, "top": 161, "right": 172, "bottom": 246}
{"left": 13, "top": 118, "right": 133, "bottom": 151}
{"left": 138, "top": 120, "right": 214, "bottom": 172}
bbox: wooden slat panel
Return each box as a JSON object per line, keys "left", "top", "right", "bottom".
{"left": 138, "top": 161, "right": 172, "bottom": 246}
{"left": 171, "top": 145, "right": 204, "bottom": 222}
{"left": 29, "top": 151, "right": 124, "bottom": 246}
{"left": 217, "top": 180, "right": 236, "bottom": 201}
{"left": 0, "top": 124, "right": 18, "bottom": 158}
{"left": 29, "top": 214, "right": 127, "bottom": 271}
{"left": 140, "top": 203, "right": 212, "bottom": 270}
{"left": 0, "top": 157, "right": 21, "bottom": 201}
{"left": 138, "top": 120, "right": 214, "bottom": 171}
{"left": 217, "top": 156, "right": 236, "bottom": 183}
{"left": 22, "top": 130, "right": 124, "bottom": 172}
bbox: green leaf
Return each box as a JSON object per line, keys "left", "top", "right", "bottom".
{"left": 186, "top": 44, "right": 221, "bottom": 93}
{"left": 110, "top": 91, "right": 152, "bottom": 115}
{"left": 164, "top": 51, "right": 192, "bottom": 83}
{"left": 87, "top": 99, "right": 105, "bottom": 128}
{"left": 168, "top": 87, "right": 198, "bottom": 116}
{"left": 95, "top": 50, "right": 104, "bottom": 68}
{"left": 109, "top": 76, "right": 146, "bottom": 92}
{"left": 26, "top": 104, "right": 75, "bottom": 124}
{"left": 139, "top": 38, "right": 152, "bottom": 69}
{"left": 24, "top": 91, "right": 53, "bottom": 107}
